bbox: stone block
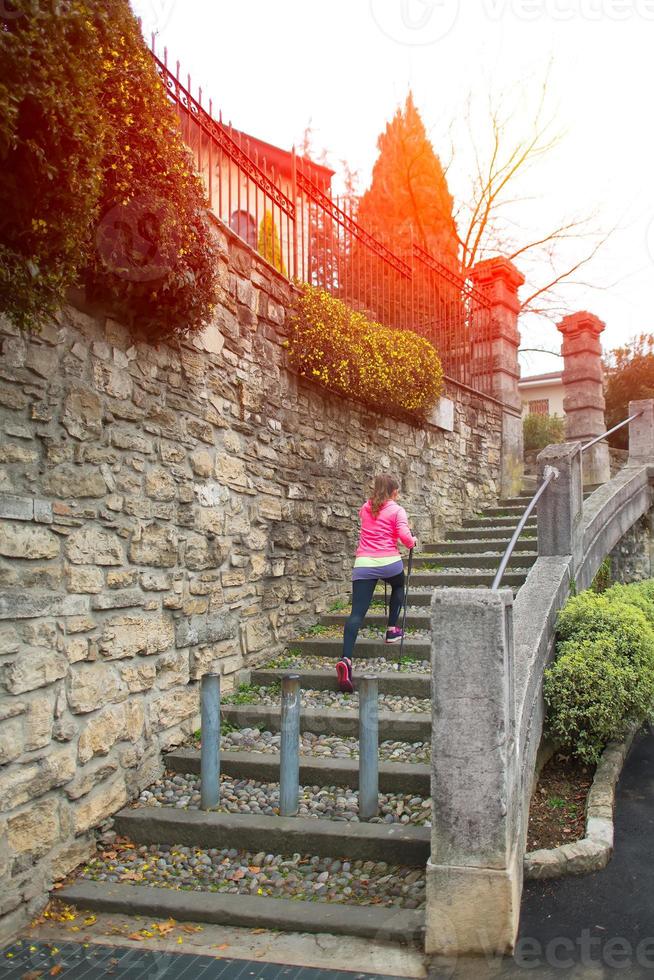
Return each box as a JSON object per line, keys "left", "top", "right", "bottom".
{"left": 190, "top": 449, "right": 213, "bottom": 477}
{"left": 4, "top": 647, "right": 68, "bottom": 694}
{"left": 106, "top": 568, "right": 138, "bottom": 589}
{"left": 0, "top": 590, "right": 89, "bottom": 620}
{"left": 99, "top": 614, "right": 174, "bottom": 660}
{"left": 66, "top": 663, "right": 127, "bottom": 714}
{"left": 73, "top": 774, "right": 128, "bottom": 834}
{"left": 149, "top": 685, "right": 198, "bottom": 733}
{"left": 0, "top": 494, "right": 33, "bottom": 521}
{"left": 62, "top": 387, "right": 104, "bottom": 441}
{"left": 425, "top": 858, "right": 521, "bottom": 956}
{"left": 66, "top": 565, "right": 104, "bottom": 594}
{"left": 0, "top": 717, "right": 23, "bottom": 764}
{"left": 23, "top": 689, "right": 56, "bottom": 751}
{"left": 155, "top": 650, "right": 190, "bottom": 690}
{"left": 184, "top": 532, "right": 224, "bottom": 571}
{"left": 65, "top": 760, "right": 119, "bottom": 801}
{"left": 111, "top": 427, "right": 153, "bottom": 454}
{"left": 243, "top": 618, "right": 270, "bottom": 654}
{"left": 119, "top": 660, "right": 157, "bottom": 693}
{"left": 140, "top": 570, "right": 172, "bottom": 591}
{"left": 65, "top": 526, "right": 124, "bottom": 566}
{"left": 215, "top": 453, "right": 248, "bottom": 489}
{"left": 43, "top": 464, "right": 107, "bottom": 499}
{"left": 91, "top": 590, "right": 144, "bottom": 611}
{"left": 145, "top": 467, "right": 177, "bottom": 501}
{"left": 129, "top": 523, "right": 178, "bottom": 567}
{"left": 7, "top": 799, "right": 61, "bottom": 858}
{"left": 0, "top": 522, "right": 60, "bottom": 560}
{"left": 48, "top": 835, "right": 96, "bottom": 880}
{"left": 174, "top": 610, "right": 237, "bottom": 648}
{"left": 0, "top": 745, "right": 75, "bottom": 809}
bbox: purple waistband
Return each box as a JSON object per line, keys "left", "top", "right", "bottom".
{"left": 352, "top": 560, "right": 404, "bottom": 582}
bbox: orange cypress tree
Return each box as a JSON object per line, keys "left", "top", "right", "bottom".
{"left": 357, "top": 93, "right": 459, "bottom": 269}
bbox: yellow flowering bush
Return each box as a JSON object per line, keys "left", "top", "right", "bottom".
{"left": 288, "top": 284, "right": 444, "bottom": 418}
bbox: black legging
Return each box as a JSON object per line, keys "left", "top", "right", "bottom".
{"left": 342, "top": 571, "right": 405, "bottom": 660}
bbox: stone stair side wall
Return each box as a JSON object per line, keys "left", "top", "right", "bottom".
{"left": 0, "top": 218, "right": 504, "bottom": 942}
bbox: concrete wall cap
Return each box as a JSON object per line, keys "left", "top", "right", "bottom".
{"left": 557, "top": 311, "right": 606, "bottom": 336}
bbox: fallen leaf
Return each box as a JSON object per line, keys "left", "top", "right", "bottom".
{"left": 247, "top": 866, "right": 261, "bottom": 874}
{"left": 128, "top": 933, "right": 144, "bottom": 941}
{"left": 83, "top": 915, "right": 97, "bottom": 927}
{"left": 214, "top": 943, "right": 230, "bottom": 950}
{"left": 177, "top": 937, "right": 183, "bottom": 945}
{"left": 50, "top": 967, "right": 63, "bottom": 977}
{"left": 155, "top": 920, "right": 176, "bottom": 936}
{"left": 21, "top": 971, "right": 42, "bottom": 979}
{"left": 231, "top": 869, "right": 245, "bottom": 880}
{"left": 251, "top": 928, "right": 267, "bottom": 934}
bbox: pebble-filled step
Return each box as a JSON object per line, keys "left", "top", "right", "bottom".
{"left": 77, "top": 843, "right": 426, "bottom": 909}
{"left": 137, "top": 771, "right": 433, "bottom": 825}
{"left": 222, "top": 686, "right": 430, "bottom": 714}
{"left": 200, "top": 728, "right": 431, "bottom": 764}
{"left": 264, "top": 653, "right": 430, "bottom": 674}
{"left": 298, "top": 624, "right": 430, "bottom": 641}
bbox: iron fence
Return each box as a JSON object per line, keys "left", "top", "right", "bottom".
{"left": 149, "top": 39, "right": 495, "bottom": 397}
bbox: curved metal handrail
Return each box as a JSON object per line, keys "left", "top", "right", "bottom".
{"left": 581, "top": 411, "right": 642, "bottom": 453}
{"left": 492, "top": 410, "right": 642, "bottom": 590}
{"left": 491, "top": 466, "right": 558, "bottom": 591}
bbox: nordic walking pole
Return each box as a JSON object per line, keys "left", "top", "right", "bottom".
{"left": 398, "top": 546, "right": 414, "bottom": 668}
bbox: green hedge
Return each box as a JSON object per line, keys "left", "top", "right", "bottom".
{"left": 523, "top": 413, "right": 565, "bottom": 451}
{"left": 544, "top": 581, "right": 654, "bottom": 762}
{"left": 1, "top": 0, "right": 219, "bottom": 340}
{"left": 287, "top": 283, "right": 444, "bottom": 419}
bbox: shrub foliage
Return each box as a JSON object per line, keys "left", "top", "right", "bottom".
{"left": 0, "top": 0, "right": 219, "bottom": 340}
{"left": 287, "top": 283, "right": 445, "bottom": 418}
{"left": 523, "top": 413, "right": 565, "bottom": 451}
{"left": 545, "top": 581, "right": 654, "bottom": 762}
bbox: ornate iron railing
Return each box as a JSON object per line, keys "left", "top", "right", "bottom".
{"left": 148, "top": 37, "right": 495, "bottom": 395}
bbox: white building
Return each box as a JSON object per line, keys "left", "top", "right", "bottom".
{"left": 518, "top": 371, "right": 565, "bottom": 418}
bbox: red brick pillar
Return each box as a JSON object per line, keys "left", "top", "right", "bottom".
{"left": 470, "top": 258, "right": 525, "bottom": 497}
{"left": 557, "top": 311, "right": 610, "bottom": 487}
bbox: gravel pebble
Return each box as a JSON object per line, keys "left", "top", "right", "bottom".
{"left": 137, "top": 771, "right": 432, "bottom": 826}
{"left": 223, "top": 686, "right": 430, "bottom": 714}
{"left": 78, "top": 844, "right": 425, "bottom": 909}
{"left": 215, "top": 729, "right": 430, "bottom": 764}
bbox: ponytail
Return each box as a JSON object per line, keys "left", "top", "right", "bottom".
{"left": 369, "top": 474, "right": 400, "bottom": 518}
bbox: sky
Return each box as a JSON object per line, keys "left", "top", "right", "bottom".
{"left": 130, "top": 0, "right": 654, "bottom": 376}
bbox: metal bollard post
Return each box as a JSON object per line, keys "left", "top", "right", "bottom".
{"left": 279, "top": 673, "right": 301, "bottom": 817}
{"left": 359, "top": 675, "right": 379, "bottom": 820}
{"left": 200, "top": 672, "right": 220, "bottom": 811}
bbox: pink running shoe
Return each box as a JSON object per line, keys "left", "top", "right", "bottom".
{"left": 385, "top": 627, "right": 404, "bottom": 644}
{"left": 335, "top": 657, "right": 353, "bottom": 693}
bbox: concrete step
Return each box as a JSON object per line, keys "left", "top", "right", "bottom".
{"left": 462, "top": 515, "right": 537, "bottom": 529}
{"left": 166, "top": 747, "right": 431, "bottom": 795}
{"left": 413, "top": 552, "right": 537, "bottom": 570}
{"left": 480, "top": 505, "right": 530, "bottom": 518}
{"left": 60, "top": 880, "right": 425, "bottom": 944}
{"left": 290, "top": 636, "right": 430, "bottom": 658}
{"left": 446, "top": 527, "right": 536, "bottom": 542}
{"left": 221, "top": 703, "right": 430, "bottom": 740}
{"left": 249, "top": 667, "right": 430, "bottom": 697}
{"left": 113, "top": 807, "right": 431, "bottom": 866}
{"left": 410, "top": 570, "right": 528, "bottom": 588}
{"left": 422, "top": 538, "right": 535, "bottom": 554}
{"left": 320, "top": 611, "right": 432, "bottom": 629}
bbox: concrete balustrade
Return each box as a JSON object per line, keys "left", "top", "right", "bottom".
{"left": 426, "top": 400, "right": 654, "bottom": 956}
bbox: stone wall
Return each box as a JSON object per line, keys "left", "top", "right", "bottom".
{"left": 0, "top": 219, "right": 506, "bottom": 941}
{"left": 608, "top": 513, "right": 654, "bottom": 584}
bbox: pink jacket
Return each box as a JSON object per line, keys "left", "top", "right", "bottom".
{"left": 355, "top": 499, "right": 417, "bottom": 558}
